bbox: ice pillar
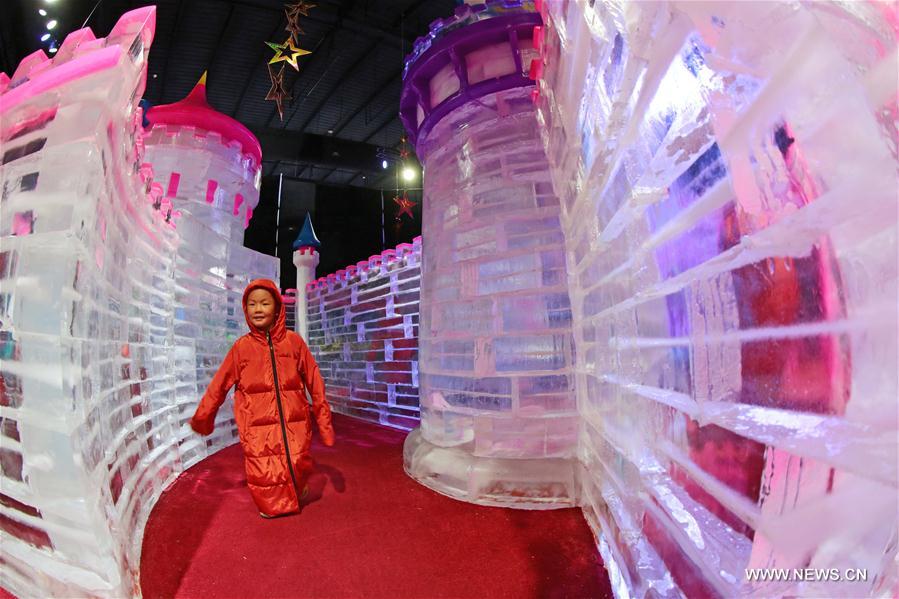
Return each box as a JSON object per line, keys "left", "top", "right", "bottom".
{"left": 293, "top": 213, "right": 321, "bottom": 340}
{"left": 399, "top": 3, "right": 579, "bottom": 508}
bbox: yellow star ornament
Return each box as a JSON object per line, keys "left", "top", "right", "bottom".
{"left": 266, "top": 37, "right": 311, "bottom": 71}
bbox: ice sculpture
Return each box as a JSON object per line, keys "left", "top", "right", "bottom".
{"left": 399, "top": 1, "right": 579, "bottom": 508}
{"left": 292, "top": 212, "right": 322, "bottom": 340}
{"left": 306, "top": 239, "right": 422, "bottom": 430}
{"left": 530, "top": 0, "right": 897, "bottom": 597}
{"left": 282, "top": 288, "right": 299, "bottom": 332}
{"left": 0, "top": 8, "right": 276, "bottom": 597}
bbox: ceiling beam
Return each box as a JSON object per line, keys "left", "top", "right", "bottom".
{"left": 229, "top": 21, "right": 288, "bottom": 119}
{"left": 208, "top": 4, "right": 237, "bottom": 92}
{"left": 361, "top": 99, "right": 404, "bottom": 144}
{"left": 252, "top": 127, "right": 389, "bottom": 174}
{"left": 218, "top": 0, "right": 422, "bottom": 49}
{"left": 157, "top": 0, "right": 186, "bottom": 104}
{"left": 285, "top": 0, "right": 432, "bottom": 133}
{"left": 330, "top": 70, "right": 401, "bottom": 138}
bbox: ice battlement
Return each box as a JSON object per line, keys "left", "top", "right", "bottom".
{"left": 307, "top": 235, "right": 423, "bottom": 293}
{"left": 304, "top": 238, "right": 423, "bottom": 431}
{"left": 0, "top": 8, "right": 156, "bottom": 115}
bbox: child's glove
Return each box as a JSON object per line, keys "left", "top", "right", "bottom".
{"left": 190, "top": 416, "right": 213, "bottom": 436}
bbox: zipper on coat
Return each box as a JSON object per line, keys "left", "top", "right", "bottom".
{"left": 267, "top": 332, "right": 302, "bottom": 503}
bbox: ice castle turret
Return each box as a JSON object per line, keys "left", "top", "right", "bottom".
{"left": 143, "top": 71, "right": 262, "bottom": 243}
{"left": 293, "top": 212, "right": 321, "bottom": 339}
{"left": 399, "top": 1, "right": 579, "bottom": 508}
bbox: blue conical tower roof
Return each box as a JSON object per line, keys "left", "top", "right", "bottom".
{"left": 293, "top": 213, "right": 321, "bottom": 250}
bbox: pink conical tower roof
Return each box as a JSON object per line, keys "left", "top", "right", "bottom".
{"left": 145, "top": 72, "right": 262, "bottom": 167}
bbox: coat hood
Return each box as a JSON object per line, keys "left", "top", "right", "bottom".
{"left": 242, "top": 279, "right": 287, "bottom": 342}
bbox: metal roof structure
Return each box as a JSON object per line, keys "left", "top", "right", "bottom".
{"left": 1, "top": 0, "right": 454, "bottom": 189}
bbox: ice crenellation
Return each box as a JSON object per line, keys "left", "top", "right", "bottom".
{"left": 0, "top": 7, "right": 277, "bottom": 597}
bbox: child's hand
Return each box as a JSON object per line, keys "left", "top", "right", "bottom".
{"left": 190, "top": 416, "right": 213, "bottom": 436}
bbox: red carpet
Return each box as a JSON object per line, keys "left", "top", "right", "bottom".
{"left": 140, "top": 414, "right": 612, "bottom": 598}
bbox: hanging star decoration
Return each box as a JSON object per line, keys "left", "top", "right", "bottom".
{"left": 266, "top": 37, "right": 311, "bottom": 71}
{"left": 286, "top": 1, "right": 317, "bottom": 18}
{"left": 284, "top": 1, "right": 316, "bottom": 42}
{"left": 266, "top": 64, "right": 292, "bottom": 121}
{"left": 399, "top": 135, "right": 410, "bottom": 160}
{"left": 263, "top": 1, "right": 316, "bottom": 116}
{"left": 284, "top": 12, "right": 305, "bottom": 43}
{"left": 393, "top": 192, "right": 417, "bottom": 219}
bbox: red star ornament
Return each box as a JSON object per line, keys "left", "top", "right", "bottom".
{"left": 285, "top": 9, "right": 304, "bottom": 44}
{"left": 286, "top": 1, "right": 317, "bottom": 18}
{"left": 266, "top": 64, "right": 292, "bottom": 121}
{"left": 393, "top": 193, "right": 417, "bottom": 219}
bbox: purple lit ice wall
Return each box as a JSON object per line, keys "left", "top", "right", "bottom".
{"left": 400, "top": 2, "right": 580, "bottom": 509}
{"left": 0, "top": 8, "right": 277, "bottom": 597}
{"left": 534, "top": 1, "right": 897, "bottom": 597}
{"left": 305, "top": 240, "right": 423, "bottom": 430}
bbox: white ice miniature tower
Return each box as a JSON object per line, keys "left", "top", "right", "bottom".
{"left": 292, "top": 213, "right": 321, "bottom": 340}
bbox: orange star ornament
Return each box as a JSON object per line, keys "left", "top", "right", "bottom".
{"left": 266, "top": 37, "right": 311, "bottom": 71}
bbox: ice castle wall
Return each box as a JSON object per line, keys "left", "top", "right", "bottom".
{"left": 533, "top": 1, "right": 897, "bottom": 596}
{"left": 0, "top": 8, "right": 277, "bottom": 597}
{"left": 305, "top": 240, "right": 422, "bottom": 431}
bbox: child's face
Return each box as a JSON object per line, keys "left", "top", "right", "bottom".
{"left": 246, "top": 289, "right": 276, "bottom": 332}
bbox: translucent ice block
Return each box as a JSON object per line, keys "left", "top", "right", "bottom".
{"left": 534, "top": 0, "right": 898, "bottom": 595}
{"left": 305, "top": 242, "right": 423, "bottom": 431}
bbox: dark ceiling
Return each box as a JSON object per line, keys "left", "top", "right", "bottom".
{"left": 1, "top": 0, "right": 456, "bottom": 189}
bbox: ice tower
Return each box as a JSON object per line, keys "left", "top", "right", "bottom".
{"left": 400, "top": 2, "right": 579, "bottom": 508}
{"left": 0, "top": 8, "right": 276, "bottom": 597}
{"left": 293, "top": 213, "right": 321, "bottom": 340}
{"left": 143, "top": 72, "right": 260, "bottom": 245}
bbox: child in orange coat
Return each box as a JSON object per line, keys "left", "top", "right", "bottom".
{"left": 190, "top": 279, "right": 335, "bottom": 518}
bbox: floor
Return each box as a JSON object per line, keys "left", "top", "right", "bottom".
{"left": 139, "top": 413, "right": 612, "bottom": 598}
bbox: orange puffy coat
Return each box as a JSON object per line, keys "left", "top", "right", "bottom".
{"left": 190, "top": 279, "right": 335, "bottom": 516}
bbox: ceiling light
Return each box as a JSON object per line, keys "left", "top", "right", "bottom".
{"left": 381, "top": 160, "right": 388, "bottom": 169}
{"left": 402, "top": 166, "right": 416, "bottom": 182}
{"left": 327, "top": 129, "right": 334, "bottom": 134}
{"left": 49, "top": 46, "right": 58, "bottom": 54}
{"left": 41, "top": 33, "right": 51, "bottom": 41}
{"left": 47, "top": 20, "right": 58, "bottom": 30}
{"left": 39, "top": 9, "right": 47, "bottom": 16}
